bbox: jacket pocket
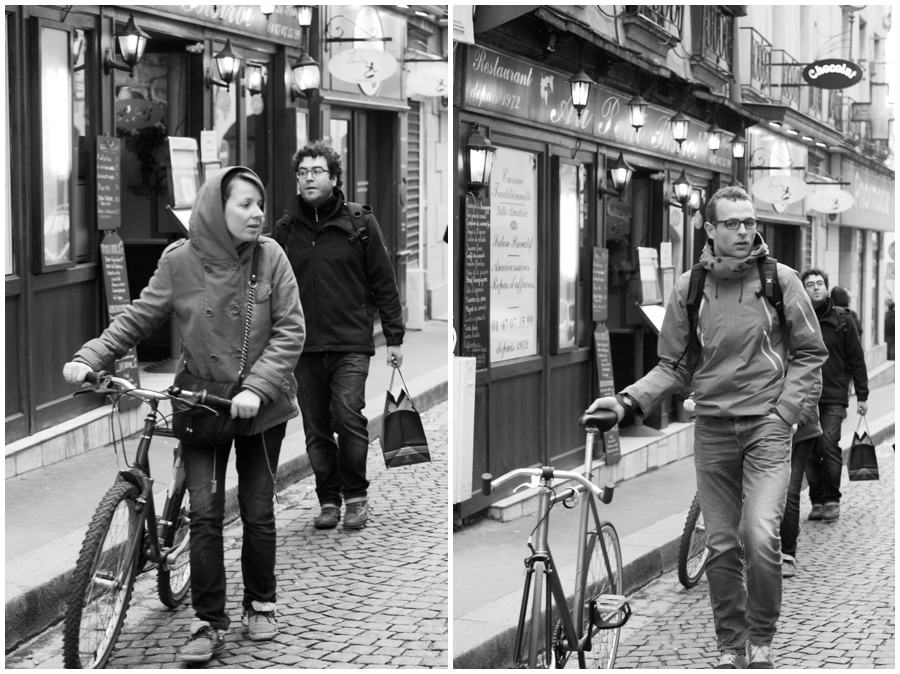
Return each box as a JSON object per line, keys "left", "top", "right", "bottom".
{"left": 254, "top": 282, "right": 272, "bottom": 304}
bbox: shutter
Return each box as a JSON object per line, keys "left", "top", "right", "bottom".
{"left": 406, "top": 100, "right": 421, "bottom": 268}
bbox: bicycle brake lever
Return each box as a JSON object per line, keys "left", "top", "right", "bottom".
{"left": 513, "top": 475, "right": 542, "bottom": 493}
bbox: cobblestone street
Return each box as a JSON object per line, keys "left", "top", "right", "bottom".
{"left": 8, "top": 402, "right": 448, "bottom": 669}
{"left": 612, "top": 441, "right": 895, "bottom": 669}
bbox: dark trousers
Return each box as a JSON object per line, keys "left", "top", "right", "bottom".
{"left": 296, "top": 353, "right": 371, "bottom": 506}
{"left": 804, "top": 404, "right": 845, "bottom": 505}
{"left": 779, "top": 437, "right": 817, "bottom": 559}
{"left": 182, "top": 423, "right": 285, "bottom": 630}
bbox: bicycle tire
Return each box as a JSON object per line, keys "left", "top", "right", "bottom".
{"left": 156, "top": 483, "right": 191, "bottom": 608}
{"left": 514, "top": 561, "right": 553, "bottom": 668}
{"left": 582, "top": 522, "right": 624, "bottom": 669}
{"left": 63, "top": 480, "right": 142, "bottom": 669}
{"left": 677, "top": 493, "right": 709, "bottom": 589}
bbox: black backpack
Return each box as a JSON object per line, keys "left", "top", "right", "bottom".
{"left": 273, "top": 201, "right": 369, "bottom": 252}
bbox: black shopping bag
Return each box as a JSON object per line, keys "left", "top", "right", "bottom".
{"left": 380, "top": 366, "right": 431, "bottom": 469}
{"left": 847, "top": 417, "right": 879, "bottom": 481}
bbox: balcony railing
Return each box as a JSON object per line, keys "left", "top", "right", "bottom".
{"left": 700, "top": 5, "right": 734, "bottom": 69}
{"left": 633, "top": 5, "right": 684, "bottom": 36}
{"left": 741, "top": 27, "right": 771, "bottom": 99}
{"left": 808, "top": 85, "right": 824, "bottom": 121}
{"left": 768, "top": 49, "right": 802, "bottom": 109}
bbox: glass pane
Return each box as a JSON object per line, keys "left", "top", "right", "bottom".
{"left": 330, "top": 118, "right": 349, "bottom": 177}
{"left": 245, "top": 65, "right": 268, "bottom": 189}
{"left": 5, "top": 15, "right": 12, "bottom": 275}
{"left": 73, "top": 28, "right": 91, "bottom": 262}
{"left": 295, "top": 109, "right": 309, "bottom": 149}
{"left": 213, "top": 79, "right": 237, "bottom": 167}
{"left": 558, "top": 163, "right": 579, "bottom": 349}
{"left": 490, "top": 147, "right": 538, "bottom": 363}
{"left": 40, "top": 26, "right": 73, "bottom": 266}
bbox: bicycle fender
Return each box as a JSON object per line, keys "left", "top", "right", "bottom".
{"left": 117, "top": 471, "right": 143, "bottom": 490}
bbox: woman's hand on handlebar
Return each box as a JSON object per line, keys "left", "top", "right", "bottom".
{"left": 63, "top": 362, "right": 93, "bottom": 385}
{"left": 585, "top": 396, "right": 625, "bottom": 422}
{"left": 231, "top": 389, "right": 261, "bottom": 419}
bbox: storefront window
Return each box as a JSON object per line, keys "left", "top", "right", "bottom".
{"left": 490, "top": 146, "right": 538, "bottom": 363}
{"left": 330, "top": 118, "right": 349, "bottom": 175}
{"left": 244, "top": 65, "right": 268, "bottom": 188}
{"left": 213, "top": 81, "right": 237, "bottom": 167}
{"left": 557, "top": 162, "right": 586, "bottom": 350}
{"left": 72, "top": 28, "right": 91, "bottom": 262}
{"left": 5, "top": 15, "right": 12, "bottom": 276}
{"left": 295, "top": 109, "right": 309, "bottom": 149}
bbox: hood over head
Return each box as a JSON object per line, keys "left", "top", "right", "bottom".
{"left": 189, "top": 166, "right": 266, "bottom": 260}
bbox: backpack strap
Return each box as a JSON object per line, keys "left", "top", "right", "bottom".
{"left": 345, "top": 202, "right": 370, "bottom": 246}
{"left": 757, "top": 257, "right": 786, "bottom": 328}
{"left": 273, "top": 212, "right": 293, "bottom": 250}
{"left": 672, "top": 263, "right": 706, "bottom": 371}
{"left": 833, "top": 306, "right": 850, "bottom": 335}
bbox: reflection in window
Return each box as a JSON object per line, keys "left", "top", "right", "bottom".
{"left": 214, "top": 81, "right": 237, "bottom": 168}
{"left": 5, "top": 15, "right": 12, "bottom": 275}
{"left": 73, "top": 28, "right": 91, "bottom": 262}
{"left": 40, "top": 26, "right": 73, "bottom": 267}
{"left": 245, "top": 65, "right": 268, "bottom": 189}
{"left": 558, "top": 163, "right": 587, "bottom": 349}
{"left": 330, "top": 118, "right": 349, "bottom": 184}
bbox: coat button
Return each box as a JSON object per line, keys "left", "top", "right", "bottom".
{"left": 234, "top": 348, "right": 243, "bottom": 357}
{"left": 230, "top": 305, "right": 240, "bottom": 315}
{"left": 210, "top": 354, "right": 219, "bottom": 362}
{"left": 282, "top": 381, "right": 290, "bottom": 391}
{"left": 206, "top": 308, "right": 214, "bottom": 317}
{"left": 231, "top": 262, "right": 239, "bottom": 271}
{"left": 204, "top": 264, "right": 212, "bottom": 273}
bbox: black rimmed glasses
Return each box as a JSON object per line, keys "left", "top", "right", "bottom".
{"left": 713, "top": 218, "right": 758, "bottom": 230}
{"left": 297, "top": 167, "right": 331, "bottom": 179}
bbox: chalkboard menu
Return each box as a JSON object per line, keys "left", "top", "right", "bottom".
{"left": 100, "top": 231, "right": 141, "bottom": 390}
{"left": 96, "top": 136, "right": 121, "bottom": 231}
{"left": 594, "top": 324, "right": 621, "bottom": 464}
{"left": 592, "top": 247, "right": 609, "bottom": 321}
{"left": 462, "top": 195, "right": 490, "bottom": 369}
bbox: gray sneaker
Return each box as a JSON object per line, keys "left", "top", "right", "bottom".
{"left": 782, "top": 554, "right": 796, "bottom": 578}
{"left": 715, "top": 650, "right": 748, "bottom": 669}
{"left": 747, "top": 642, "right": 774, "bottom": 668}
{"left": 178, "top": 622, "right": 225, "bottom": 662}
{"left": 343, "top": 500, "right": 369, "bottom": 529}
{"left": 808, "top": 504, "right": 824, "bottom": 520}
{"left": 823, "top": 502, "right": 840, "bottom": 521}
{"left": 314, "top": 504, "right": 341, "bottom": 529}
{"left": 243, "top": 601, "right": 278, "bottom": 641}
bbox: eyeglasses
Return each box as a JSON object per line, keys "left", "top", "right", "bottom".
{"left": 713, "top": 218, "right": 758, "bottom": 230}
{"left": 297, "top": 167, "right": 330, "bottom": 179}
{"left": 804, "top": 281, "right": 826, "bottom": 289}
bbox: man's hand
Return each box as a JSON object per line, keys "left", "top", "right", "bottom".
{"left": 586, "top": 396, "right": 626, "bottom": 423}
{"left": 63, "top": 361, "right": 93, "bottom": 385}
{"left": 231, "top": 389, "right": 261, "bottom": 419}
{"left": 387, "top": 345, "right": 403, "bottom": 368}
{"left": 858, "top": 400, "right": 868, "bottom": 416}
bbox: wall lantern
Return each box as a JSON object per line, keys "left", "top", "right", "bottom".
{"left": 207, "top": 39, "right": 243, "bottom": 90}
{"left": 731, "top": 130, "right": 747, "bottom": 159}
{"left": 245, "top": 62, "right": 264, "bottom": 95}
{"left": 292, "top": 51, "right": 321, "bottom": 91}
{"left": 296, "top": 5, "right": 315, "bottom": 28}
{"left": 670, "top": 110, "right": 690, "bottom": 151}
{"left": 707, "top": 123, "right": 723, "bottom": 152}
{"left": 599, "top": 151, "right": 635, "bottom": 200}
{"left": 466, "top": 124, "right": 496, "bottom": 197}
{"left": 690, "top": 186, "right": 703, "bottom": 213}
{"left": 628, "top": 93, "right": 649, "bottom": 131}
{"left": 567, "top": 68, "right": 594, "bottom": 119}
{"left": 104, "top": 13, "right": 150, "bottom": 76}
{"left": 672, "top": 169, "right": 692, "bottom": 206}
{"left": 260, "top": 5, "right": 275, "bottom": 19}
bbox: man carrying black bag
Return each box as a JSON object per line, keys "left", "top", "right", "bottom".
{"left": 275, "top": 141, "right": 405, "bottom": 531}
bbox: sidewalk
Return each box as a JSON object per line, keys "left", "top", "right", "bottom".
{"left": 452, "top": 377, "right": 895, "bottom": 669}
{"left": 5, "top": 319, "right": 448, "bottom": 652}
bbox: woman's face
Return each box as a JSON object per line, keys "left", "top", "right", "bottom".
{"left": 224, "top": 178, "right": 265, "bottom": 245}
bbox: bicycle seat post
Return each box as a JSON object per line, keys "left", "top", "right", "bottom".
{"left": 583, "top": 428, "right": 598, "bottom": 481}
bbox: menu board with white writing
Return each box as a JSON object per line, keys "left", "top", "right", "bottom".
{"left": 100, "top": 231, "right": 141, "bottom": 389}
{"left": 594, "top": 324, "right": 621, "bottom": 464}
{"left": 490, "top": 147, "right": 538, "bottom": 363}
{"left": 96, "top": 136, "right": 121, "bottom": 231}
{"left": 462, "top": 197, "right": 490, "bottom": 369}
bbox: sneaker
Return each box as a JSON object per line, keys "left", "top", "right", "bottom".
{"left": 823, "top": 502, "right": 840, "bottom": 521}
{"left": 243, "top": 601, "right": 278, "bottom": 641}
{"left": 314, "top": 504, "right": 341, "bottom": 529}
{"left": 782, "top": 554, "right": 796, "bottom": 578}
{"left": 178, "top": 623, "right": 225, "bottom": 663}
{"left": 715, "top": 650, "right": 749, "bottom": 669}
{"left": 808, "top": 504, "right": 824, "bottom": 520}
{"left": 747, "top": 642, "right": 775, "bottom": 668}
{"left": 343, "top": 500, "right": 369, "bottom": 529}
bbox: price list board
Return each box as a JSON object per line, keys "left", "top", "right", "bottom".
{"left": 96, "top": 136, "right": 121, "bottom": 231}
{"left": 594, "top": 324, "right": 621, "bottom": 464}
{"left": 99, "top": 230, "right": 141, "bottom": 392}
{"left": 461, "top": 196, "right": 490, "bottom": 369}
{"left": 592, "top": 247, "right": 609, "bottom": 321}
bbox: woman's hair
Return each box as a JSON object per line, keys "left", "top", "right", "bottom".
{"left": 222, "top": 171, "right": 265, "bottom": 211}
{"left": 291, "top": 141, "right": 343, "bottom": 189}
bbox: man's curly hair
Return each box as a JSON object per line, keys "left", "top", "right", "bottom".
{"left": 292, "top": 141, "right": 343, "bottom": 189}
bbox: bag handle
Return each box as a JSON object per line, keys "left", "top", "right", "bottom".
{"left": 388, "top": 363, "right": 415, "bottom": 406}
{"left": 237, "top": 245, "right": 262, "bottom": 381}
{"left": 855, "top": 414, "right": 870, "bottom": 437}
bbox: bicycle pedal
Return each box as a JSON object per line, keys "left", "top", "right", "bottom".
{"left": 595, "top": 594, "right": 627, "bottom": 612}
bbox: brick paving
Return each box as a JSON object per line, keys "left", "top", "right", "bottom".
{"left": 611, "top": 441, "right": 895, "bottom": 669}
{"left": 8, "top": 402, "right": 448, "bottom": 669}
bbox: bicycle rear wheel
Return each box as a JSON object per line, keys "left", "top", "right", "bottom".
{"left": 677, "top": 493, "right": 709, "bottom": 589}
{"left": 157, "top": 484, "right": 191, "bottom": 608}
{"left": 582, "top": 522, "right": 624, "bottom": 668}
{"left": 63, "top": 480, "right": 142, "bottom": 669}
{"left": 514, "top": 561, "right": 553, "bottom": 668}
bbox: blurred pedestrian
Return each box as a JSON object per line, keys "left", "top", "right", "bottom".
{"left": 830, "top": 285, "right": 861, "bottom": 337}
{"left": 587, "top": 186, "right": 827, "bottom": 669}
{"left": 885, "top": 300, "right": 895, "bottom": 360}
{"left": 275, "top": 141, "right": 404, "bottom": 530}
{"left": 800, "top": 268, "right": 868, "bottom": 522}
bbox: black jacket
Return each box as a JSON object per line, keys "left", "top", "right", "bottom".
{"left": 276, "top": 190, "right": 404, "bottom": 355}
{"left": 816, "top": 299, "right": 868, "bottom": 406}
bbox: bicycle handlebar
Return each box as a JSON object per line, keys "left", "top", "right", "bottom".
{"left": 482, "top": 469, "right": 614, "bottom": 504}
{"left": 82, "top": 371, "right": 232, "bottom": 411}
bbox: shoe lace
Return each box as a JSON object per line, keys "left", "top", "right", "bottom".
{"left": 719, "top": 652, "right": 742, "bottom": 665}
{"left": 192, "top": 625, "right": 215, "bottom": 641}
{"left": 348, "top": 502, "right": 367, "bottom": 515}
{"left": 748, "top": 644, "right": 771, "bottom": 662}
{"left": 250, "top": 609, "right": 276, "bottom": 625}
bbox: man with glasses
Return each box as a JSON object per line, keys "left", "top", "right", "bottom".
{"left": 276, "top": 141, "right": 404, "bottom": 530}
{"left": 587, "top": 185, "right": 827, "bottom": 668}
{"left": 799, "top": 268, "right": 868, "bottom": 522}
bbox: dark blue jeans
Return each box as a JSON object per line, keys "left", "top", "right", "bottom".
{"left": 779, "top": 437, "right": 817, "bottom": 559}
{"left": 182, "top": 423, "right": 285, "bottom": 630}
{"left": 295, "top": 353, "right": 371, "bottom": 506}
{"left": 804, "top": 404, "right": 845, "bottom": 505}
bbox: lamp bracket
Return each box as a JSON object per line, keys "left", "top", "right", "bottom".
{"left": 571, "top": 138, "right": 582, "bottom": 159}
{"left": 324, "top": 16, "right": 393, "bottom": 51}
{"left": 205, "top": 67, "right": 230, "bottom": 91}
{"left": 749, "top": 147, "right": 798, "bottom": 170}
{"left": 103, "top": 49, "right": 133, "bottom": 76}
{"left": 598, "top": 182, "right": 622, "bottom": 199}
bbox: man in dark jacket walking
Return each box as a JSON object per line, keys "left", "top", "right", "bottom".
{"left": 277, "top": 141, "right": 404, "bottom": 530}
{"left": 800, "top": 269, "right": 868, "bottom": 522}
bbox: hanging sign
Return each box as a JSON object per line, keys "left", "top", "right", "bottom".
{"left": 407, "top": 64, "right": 448, "bottom": 97}
{"left": 328, "top": 48, "right": 398, "bottom": 84}
{"left": 750, "top": 175, "right": 809, "bottom": 205}
{"left": 802, "top": 59, "right": 863, "bottom": 89}
{"left": 114, "top": 98, "right": 165, "bottom": 130}
{"left": 807, "top": 187, "right": 855, "bottom": 214}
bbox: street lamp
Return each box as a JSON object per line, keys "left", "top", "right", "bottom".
{"left": 245, "top": 62, "right": 264, "bottom": 95}
{"left": 672, "top": 169, "right": 692, "bottom": 206}
{"left": 104, "top": 13, "right": 150, "bottom": 76}
{"left": 628, "top": 93, "right": 649, "bottom": 132}
{"left": 466, "top": 124, "right": 496, "bottom": 197}
{"left": 671, "top": 110, "right": 690, "bottom": 151}
{"left": 600, "top": 152, "right": 635, "bottom": 199}
{"left": 296, "top": 5, "right": 314, "bottom": 28}
{"left": 207, "top": 39, "right": 243, "bottom": 91}
{"left": 731, "top": 130, "right": 747, "bottom": 159}
{"left": 707, "top": 123, "right": 723, "bottom": 152}
{"left": 260, "top": 5, "right": 275, "bottom": 19}
{"left": 292, "top": 52, "right": 321, "bottom": 91}
{"left": 567, "top": 68, "right": 594, "bottom": 119}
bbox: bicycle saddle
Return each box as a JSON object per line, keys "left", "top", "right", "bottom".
{"left": 578, "top": 409, "right": 619, "bottom": 433}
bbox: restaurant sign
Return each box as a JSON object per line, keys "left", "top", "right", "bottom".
{"left": 802, "top": 59, "right": 863, "bottom": 90}
{"left": 463, "top": 45, "right": 731, "bottom": 171}
{"left": 158, "top": 5, "right": 303, "bottom": 44}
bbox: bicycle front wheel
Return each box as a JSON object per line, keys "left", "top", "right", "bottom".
{"left": 63, "top": 480, "right": 142, "bottom": 669}
{"left": 582, "top": 522, "right": 624, "bottom": 668}
{"left": 514, "top": 561, "right": 553, "bottom": 668}
{"left": 157, "top": 483, "right": 191, "bottom": 608}
{"left": 677, "top": 493, "right": 709, "bottom": 589}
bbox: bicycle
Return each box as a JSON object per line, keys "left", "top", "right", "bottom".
{"left": 481, "top": 410, "right": 632, "bottom": 668}
{"left": 62, "top": 370, "right": 232, "bottom": 669}
{"left": 677, "top": 492, "right": 708, "bottom": 588}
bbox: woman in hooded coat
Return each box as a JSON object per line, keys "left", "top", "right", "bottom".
{"left": 63, "top": 167, "right": 304, "bottom": 662}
